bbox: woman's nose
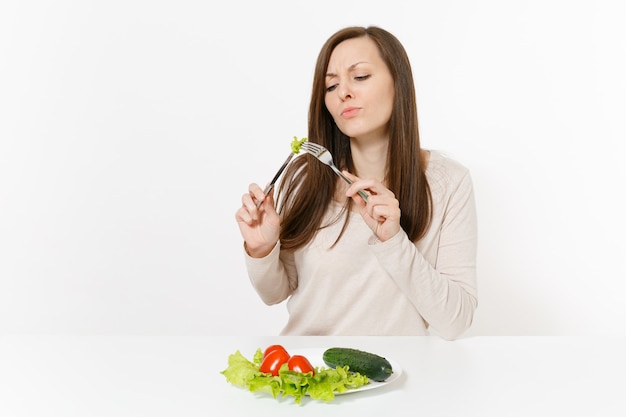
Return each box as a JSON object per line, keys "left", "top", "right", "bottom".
{"left": 337, "top": 84, "right": 352, "bottom": 100}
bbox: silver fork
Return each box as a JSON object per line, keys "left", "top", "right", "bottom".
{"left": 301, "top": 142, "right": 369, "bottom": 201}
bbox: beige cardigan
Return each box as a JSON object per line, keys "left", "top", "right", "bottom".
{"left": 244, "top": 150, "right": 478, "bottom": 340}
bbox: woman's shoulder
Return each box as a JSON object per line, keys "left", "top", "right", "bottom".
{"left": 424, "top": 149, "right": 473, "bottom": 192}
{"left": 426, "top": 149, "right": 470, "bottom": 176}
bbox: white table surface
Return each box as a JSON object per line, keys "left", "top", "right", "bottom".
{"left": 1, "top": 335, "right": 625, "bottom": 416}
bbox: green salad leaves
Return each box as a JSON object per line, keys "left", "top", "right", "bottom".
{"left": 290, "top": 136, "right": 308, "bottom": 154}
{"left": 221, "top": 348, "right": 370, "bottom": 404}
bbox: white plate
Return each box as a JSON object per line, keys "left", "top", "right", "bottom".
{"left": 289, "top": 348, "right": 402, "bottom": 395}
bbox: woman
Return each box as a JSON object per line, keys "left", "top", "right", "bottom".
{"left": 235, "top": 26, "right": 477, "bottom": 340}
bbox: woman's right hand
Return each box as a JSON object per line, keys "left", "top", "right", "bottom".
{"left": 235, "top": 183, "right": 281, "bottom": 258}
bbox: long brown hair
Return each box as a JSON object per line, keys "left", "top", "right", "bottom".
{"left": 277, "top": 26, "right": 432, "bottom": 250}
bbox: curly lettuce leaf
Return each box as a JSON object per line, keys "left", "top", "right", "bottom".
{"left": 290, "top": 136, "right": 308, "bottom": 154}
{"left": 306, "top": 365, "right": 369, "bottom": 402}
{"left": 220, "top": 349, "right": 262, "bottom": 387}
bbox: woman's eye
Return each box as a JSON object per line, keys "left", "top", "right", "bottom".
{"left": 355, "top": 75, "right": 371, "bottom": 81}
{"left": 326, "top": 84, "right": 337, "bottom": 92}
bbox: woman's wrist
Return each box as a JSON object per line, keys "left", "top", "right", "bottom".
{"left": 244, "top": 241, "right": 276, "bottom": 259}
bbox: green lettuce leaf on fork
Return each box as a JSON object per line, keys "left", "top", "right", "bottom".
{"left": 290, "top": 136, "right": 307, "bottom": 154}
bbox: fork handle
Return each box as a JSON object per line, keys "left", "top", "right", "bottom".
{"left": 330, "top": 166, "right": 369, "bottom": 201}
{"left": 256, "top": 153, "right": 294, "bottom": 208}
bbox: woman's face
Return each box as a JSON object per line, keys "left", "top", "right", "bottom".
{"left": 324, "top": 36, "right": 395, "bottom": 141}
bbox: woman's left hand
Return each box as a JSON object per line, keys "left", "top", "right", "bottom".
{"left": 343, "top": 171, "right": 401, "bottom": 242}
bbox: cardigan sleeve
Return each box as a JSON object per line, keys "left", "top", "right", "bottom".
{"left": 370, "top": 169, "right": 478, "bottom": 340}
{"left": 244, "top": 241, "right": 297, "bottom": 305}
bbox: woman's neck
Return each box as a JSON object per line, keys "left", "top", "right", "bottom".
{"left": 349, "top": 137, "right": 388, "bottom": 183}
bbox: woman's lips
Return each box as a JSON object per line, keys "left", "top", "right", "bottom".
{"left": 341, "top": 107, "right": 360, "bottom": 118}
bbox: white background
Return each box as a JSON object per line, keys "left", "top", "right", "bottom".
{"left": 1, "top": 0, "right": 624, "bottom": 337}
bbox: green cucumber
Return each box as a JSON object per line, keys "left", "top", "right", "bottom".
{"left": 322, "top": 347, "right": 393, "bottom": 382}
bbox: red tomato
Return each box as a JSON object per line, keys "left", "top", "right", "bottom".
{"left": 287, "top": 355, "right": 315, "bottom": 375}
{"left": 259, "top": 349, "right": 290, "bottom": 376}
{"left": 262, "top": 344, "right": 289, "bottom": 360}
